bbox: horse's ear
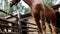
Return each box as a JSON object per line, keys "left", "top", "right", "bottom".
{"left": 9, "top": 1, "right": 13, "bottom": 7}
{"left": 10, "top": 3, "right": 18, "bottom": 7}
{"left": 14, "top": 2, "right": 18, "bottom": 6}
{"left": 10, "top": 3, "right": 13, "bottom": 7}
{"left": 9, "top": 0, "right": 16, "bottom": 7}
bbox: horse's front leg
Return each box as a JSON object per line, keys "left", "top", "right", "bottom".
{"left": 40, "top": 11, "right": 46, "bottom": 34}
{"left": 31, "top": 13, "right": 43, "bottom": 34}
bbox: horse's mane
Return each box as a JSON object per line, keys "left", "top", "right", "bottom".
{"left": 10, "top": 0, "right": 20, "bottom": 7}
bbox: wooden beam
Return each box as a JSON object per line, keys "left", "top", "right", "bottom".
{"left": 0, "top": 18, "right": 18, "bottom": 25}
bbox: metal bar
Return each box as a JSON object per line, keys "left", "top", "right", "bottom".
{"left": 0, "top": 24, "right": 18, "bottom": 28}
{"left": 0, "top": 9, "right": 18, "bottom": 18}
{"left": 21, "top": 21, "right": 37, "bottom": 26}
{"left": 0, "top": 9, "right": 36, "bottom": 25}
{"left": 19, "top": 17, "right": 37, "bottom": 26}
{"left": 22, "top": 25, "right": 37, "bottom": 29}
{"left": 21, "top": 29, "right": 39, "bottom": 32}
{"left": 0, "top": 18, "right": 18, "bottom": 25}
{"left": 0, "top": 32, "right": 4, "bottom": 33}
{"left": 0, "top": 19, "right": 37, "bottom": 27}
{"left": 20, "top": 18, "right": 36, "bottom": 26}
{"left": 0, "top": 32, "right": 18, "bottom": 34}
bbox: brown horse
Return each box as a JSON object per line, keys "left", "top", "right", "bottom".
{"left": 10, "top": 0, "right": 57, "bottom": 34}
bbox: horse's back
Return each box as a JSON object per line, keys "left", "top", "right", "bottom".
{"left": 45, "top": 4, "right": 56, "bottom": 20}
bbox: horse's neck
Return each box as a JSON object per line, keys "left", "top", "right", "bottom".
{"left": 23, "top": 0, "right": 44, "bottom": 7}
{"left": 23, "top": 0, "right": 32, "bottom": 7}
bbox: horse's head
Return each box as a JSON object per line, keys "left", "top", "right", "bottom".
{"left": 10, "top": 0, "right": 21, "bottom": 7}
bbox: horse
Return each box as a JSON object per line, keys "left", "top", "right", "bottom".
{"left": 10, "top": 0, "right": 57, "bottom": 34}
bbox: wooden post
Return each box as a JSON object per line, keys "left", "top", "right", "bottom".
{"left": 18, "top": 13, "right": 22, "bottom": 34}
